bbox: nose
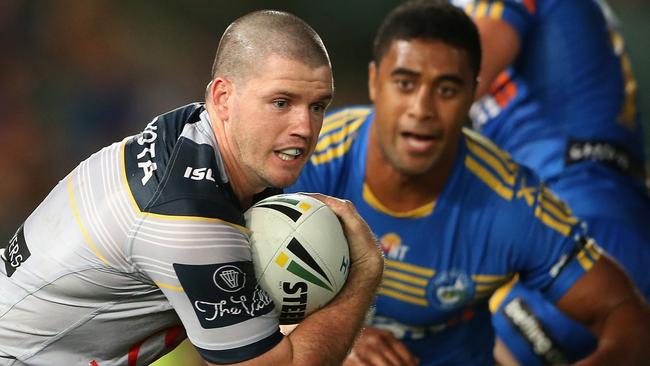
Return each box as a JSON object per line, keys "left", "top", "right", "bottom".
{"left": 289, "top": 106, "right": 316, "bottom": 141}
{"left": 408, "top": 87, "right": 435, "bottom": 122}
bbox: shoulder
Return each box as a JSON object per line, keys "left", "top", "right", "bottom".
{"left": 122, "top": 103, "right": 244, "bottom": 225}
{"left": 461, "top": 129, "right": 579, "bottom": 236}
{"left": 309, "top": 105, "right": 372, "bottom": 166}
{"left": 461, "top": 128, "right": 520, "bottom": 201}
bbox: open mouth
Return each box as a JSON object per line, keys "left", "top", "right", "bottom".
{"left": 276, "top": 148, "right": 303, "bottom": 161}
{"left": 401, "top": 132, "right": 440, "bottom": 151}
{"left": 402, "top": 132, "right": 436, "bottom": 141}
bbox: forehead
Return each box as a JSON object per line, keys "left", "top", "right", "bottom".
{"left": 380, "top": 39, "right": 472, "bottom": 79}
{"left": 242, "top": 54, "right": 333, "bottom": 94}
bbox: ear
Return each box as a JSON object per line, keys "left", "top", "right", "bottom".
{"left": 368, "top": 61, "right": 378, "bottom": 103}
{"left": 208, "top": 77, "right": 232, "bottom": 122}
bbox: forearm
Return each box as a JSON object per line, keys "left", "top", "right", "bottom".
{"left": 202, "top": 260, "right": 382, "bottom": 366}
{"left": 286, "top": 259, "right": 383, "bottom": 365}
{"left": 573, "top": 300, "right": 650, "bottom": 366}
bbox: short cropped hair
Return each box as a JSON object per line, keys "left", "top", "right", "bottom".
{"left": 211, "top": 10, "right": 330, "bottom": 83}
{"left": 373, "top": 0, "right": 482, "bottom": 78}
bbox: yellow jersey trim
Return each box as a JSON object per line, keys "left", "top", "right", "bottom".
{"left": 67, "top": 175, "right": 110, "bottom": 266}
{"left": 363, "top": 184, "right": 436, "bottom": 218}
{"left": 489, "top": 275, "right": 519, "bottom": 313}
{"left": 319, "top": 107, "right": 372, "bottom": 136}
{"left": 315, "top": 117, "right": 366, "bottom": 152}
{"left": 378, "top": 288, "right": 429, "bottom": 307}
{"left": 382, "top": 279, "right": 427, "bottom": 296}
{"left": 384, "top": 269, "right": 429, "bottom": 286}
{"left": 386, "top": 259, "right": 436, "bottom": 277}
{"left": 465, "top": 138, "right": 516, "bottom": 186}
{"left": 156, "top": 282, "right": 185, "bottom": 292}
{"left": 119, "top": 141, "right": 251, "bottom": 235}
{"left": 465, "top": 155, "right": 514, "bottom": 200}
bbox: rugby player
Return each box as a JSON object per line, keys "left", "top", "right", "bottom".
{"left": 0, "top": 10, "right": 383, "bottom": 365}
{"left": 288, "top": 1, "right": 650, "bottom": 365}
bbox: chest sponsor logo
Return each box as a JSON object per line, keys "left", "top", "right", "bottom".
{"left": 136, "top": 119, "right": 159, "bottom": 186}
{"left": 431, "top": 270, "right": 473, "bottom": 309}
{"left": 213, "top": 265, "right": 245, "bottom": 292}
{"left": 1, "top": 225, "right": 30, "bottom": 277}
{"left": 380, "top": 233, "right": 410, "bottom": 261}
{"left": 174, "top": 261, "right": 274, "bottom": 328}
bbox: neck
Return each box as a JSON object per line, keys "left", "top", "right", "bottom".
{"left": 207, "top": 107, "right": 262, "bottom": 209}
{"left": 365, "top": 126, "right": 458, "bottom": 213}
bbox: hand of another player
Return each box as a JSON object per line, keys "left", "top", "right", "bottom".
{"left": 302, "top": 193, "right": 383, "bottom": 285}
{"left": 343, "top": 327, "right": 420, "bottom": 366}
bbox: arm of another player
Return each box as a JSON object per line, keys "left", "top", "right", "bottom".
{"left": 556, "top": 255, "right": 650, "bottom": 366}
{"left": 342, "top": 327, "right": 420, "bottom": 366}
{"left": 472, "top": 17, "right": 520, "bottom": 99}
{"left": 206, "top": 193, "right": 384, "bottom": 366}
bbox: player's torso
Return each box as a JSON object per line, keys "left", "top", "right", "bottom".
{"left": 0, "top": 103, "right": 224, "bottom": 365}
{"left": 464, "top": 0, "right": 645, "bottom": 182}
{"left": 0, "top": 145, "right": 183, "bottom": 365}
{"left": 328, "top": 118, "right": 517, "bottom": 365}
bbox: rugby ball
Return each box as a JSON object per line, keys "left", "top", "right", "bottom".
{"left": 244, "top": 193, "right": 350, "bottom": 324}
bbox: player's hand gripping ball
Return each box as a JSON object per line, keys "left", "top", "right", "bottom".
{"left": 244, "top": 193, "right": 350, "bottom": 324}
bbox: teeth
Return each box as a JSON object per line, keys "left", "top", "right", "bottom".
{"left": 280, "top": 148, "right": 301, "bottom": 156}
{"left": 277, "top": 148, "right": 302, "bottom": 161}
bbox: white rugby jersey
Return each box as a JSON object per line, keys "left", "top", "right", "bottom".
{"left": 0, "top": 103, "right": 282, "bottom": 366}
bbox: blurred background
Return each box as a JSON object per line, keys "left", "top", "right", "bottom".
{"left": 0, "top": 0, "right": 647, "bottom": 364}
{"left": 1, "top": 0, "right": 648, "bottom": 240}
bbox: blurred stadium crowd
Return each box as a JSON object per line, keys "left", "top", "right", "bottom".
{"left": 1, "top": 0, "right": 648, "bottom": 241}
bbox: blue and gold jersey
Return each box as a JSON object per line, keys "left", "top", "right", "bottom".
{"left": 289, "top": 107, "right": 600, "bottom": 365}
{"left": 454, "top": 0, "right": 645, "bottom": 184}
{"left": 448, "top": 2, "right": 650, "bottom": 364}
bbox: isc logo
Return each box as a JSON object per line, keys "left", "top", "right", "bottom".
{"left": 184, "top": 167, "right": 216, "bottom": 182}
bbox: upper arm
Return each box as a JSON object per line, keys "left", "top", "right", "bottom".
{"left": 555, "top": 255, "right": 646, "bottom": 335}
{"left": 130, "top": 217, "right": 281, "bottom": 364}
{"left": 473, "top": 17, "right": 521, "bottom": 98}
{"left": 457, "top": 0, "right": 534, "bottom": 98}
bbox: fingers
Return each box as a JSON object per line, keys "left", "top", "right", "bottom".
{"left": 300, "top": 193, "right": 382, "bottom": 264}
{"left": 343, "top": 327, "right": 419, "bottom": 366}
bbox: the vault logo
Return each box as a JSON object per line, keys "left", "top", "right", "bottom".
{"left": 213, "top": 265, "right": 246, "bottom": 292}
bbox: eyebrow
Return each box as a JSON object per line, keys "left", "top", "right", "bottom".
{"left": 390, "top": 67, "right": 420, "bottom": 78}
{"left": 269, "top": 90, "right": 333, "bottom": 104}
{"left": 391, "top": 67, "right": 465, "bottom": 86}
{"left": 390, "top": 67, "right": 465, "bottom": 85}
{"left": 436, "top": 75, "right": 465, "bottom": 85}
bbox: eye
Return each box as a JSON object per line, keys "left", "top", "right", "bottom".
{"left": 437, "top": 85, "right": 459, "bottom": 98}
{"left": 394, "top": 78, "right": 415, "bottom": 92}
{"left": 273, "top": 99, "right": 289, "bottom": 108}
{"left": 310, "top": 103, "right": 327, "bottom": 114}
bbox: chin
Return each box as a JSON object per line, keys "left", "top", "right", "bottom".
{"left": 265, "top": 175, "right": 299, "bottom": 189}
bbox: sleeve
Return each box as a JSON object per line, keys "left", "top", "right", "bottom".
{"left": 129, "top": 216, "right": 282, "bottom": 364}
{"left": 492, "top": 167, "right": 602, "bottom": 303}
{"left": 454, "top": 0, "right": 537, "bottom": 41}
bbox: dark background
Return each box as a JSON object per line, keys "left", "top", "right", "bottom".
{"left": 1, "top": 0, "right": 648, "bottom": 239}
